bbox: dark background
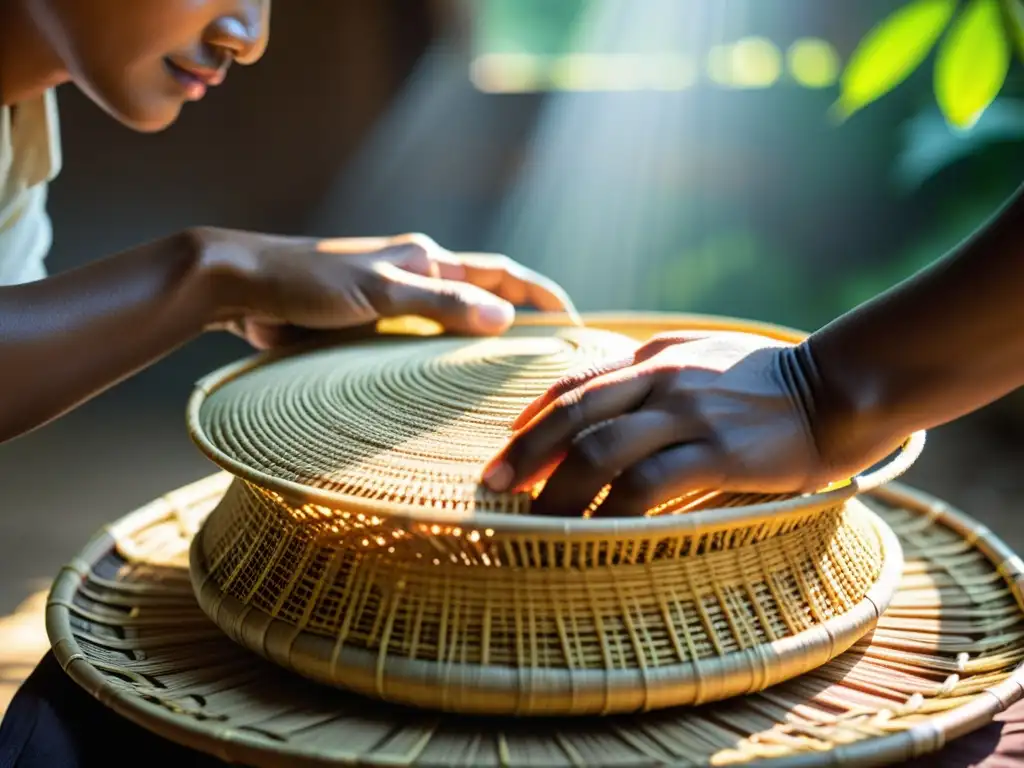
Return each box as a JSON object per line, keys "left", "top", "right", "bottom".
{"left": 2, "top": 0, "right": 1024, "bottom": 620}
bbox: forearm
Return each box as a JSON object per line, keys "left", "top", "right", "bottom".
{"left": 806, "top": 183, "right": 1024, "bottom": 469}
{"left": 0, "top": 231, "right": 226, "bottom": 443}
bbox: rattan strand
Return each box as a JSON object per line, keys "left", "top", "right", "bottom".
{"left": 46, "top": 472, "right": 1024, "bottom": 767}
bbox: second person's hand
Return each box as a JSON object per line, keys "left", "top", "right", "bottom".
{"left": 481, "top": 331, "right": 904, "bottom": 517}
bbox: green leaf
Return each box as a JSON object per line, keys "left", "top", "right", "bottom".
{"left": 999, "top": 0, "right": 1024, "bottom": 62}
{"left": 834, "top": 0, "right": 958, "bottom": 120}
{"left": 935, "top": 0, "right": 1011, "bottom": 129}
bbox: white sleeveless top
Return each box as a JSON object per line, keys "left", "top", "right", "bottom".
{"left": 0, "top": 89, "right": 61, "bottom": 286}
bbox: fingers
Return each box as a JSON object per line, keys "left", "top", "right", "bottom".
{"left": 482, "top": 369, "right": 654, "bottom": 493}
{"left": 633, "top": 332, "right": 716, "bottom": 363}
{"left": 530, "top": 409, "right": 691, "bottom": 516}
{"left": 509, "top": 332, "right": 708, "bottom": 430}
{"left": 318, "top": 237, "right": 395, "bottom": 255}
{"left": 594, "top": 442, "right": 724, "bottom": 518}
{"left": 511, "top": 356, "right": 637, "bottom": 430}
{"left": 430, "top": 251, "right": 581, "bottom": 324}
{"left": 376, "top": 237, "right": 579, "bottom": 326}
{"left": 374, "top": 236, "right": 441, "bottom": 279}
{"left": 373, "top": 262, "right": 514, "bottom": 335}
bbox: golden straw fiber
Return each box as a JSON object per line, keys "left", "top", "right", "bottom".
{"left": 45, "top": 472, "right": 1024, "bottom": 767}
{"left": 183, "top": 315, "right": 925, "bottom": 717}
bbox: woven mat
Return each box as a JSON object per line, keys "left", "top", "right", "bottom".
{"left": 47, "top": 473, "right": 1024, "bottom": 767}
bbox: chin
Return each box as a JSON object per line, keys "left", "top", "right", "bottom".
{"left": 118, "top": 109, "right": 183, "bottom": 133}
{"left": 76, "top": 78, "right": 184, "bottom": 133}
{"left": 108, "top": 99, "right": 184, "bottom": 133}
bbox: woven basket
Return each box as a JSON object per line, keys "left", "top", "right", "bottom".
{"left": 45, "top": 471, "right": 1024, "bottom": 767}
{"left": 184, "top": 313, "right": 925, "bottom": 716}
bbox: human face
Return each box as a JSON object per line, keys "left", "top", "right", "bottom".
{"left": 25, "top": 0, "right": 271, "bottom": 131}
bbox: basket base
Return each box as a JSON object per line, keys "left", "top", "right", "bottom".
{"left": 188, "top": 495, "right": 903, "bottom": 717}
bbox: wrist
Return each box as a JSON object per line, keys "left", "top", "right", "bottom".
{"left": 796, "top": 335, "right": 905, "bottom": 482}
{"left": 186, "top": 227, "right": 261, "bottom": 327}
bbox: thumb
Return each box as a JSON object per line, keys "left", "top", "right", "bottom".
{"left": 374, "top": 262, "right": 515, "bottom": 335}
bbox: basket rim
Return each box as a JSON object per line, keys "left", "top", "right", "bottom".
{"left": 184, "top": 311, "right": 926, "bottom": 533}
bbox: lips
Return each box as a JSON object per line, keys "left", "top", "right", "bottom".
{"left": 164, "top": 57, "right": 228, "bottom": 88}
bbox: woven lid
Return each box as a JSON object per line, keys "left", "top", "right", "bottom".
{"left": 189, "top": 324, "right": 641, "bottom": 518}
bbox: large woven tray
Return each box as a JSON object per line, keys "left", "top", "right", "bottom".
{"left": 183, "top": 315, "right": 923, "bottom": 716}
{"left": 46, "top": 471, "right": 1024, "bottom": 767}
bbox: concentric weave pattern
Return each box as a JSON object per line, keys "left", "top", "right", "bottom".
{"left": 194, "top": 326, "right": 640, "bottom": 515}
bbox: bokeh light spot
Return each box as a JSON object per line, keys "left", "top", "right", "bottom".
{"left": 788, "top": 38, "right": 840, "bottom": 89}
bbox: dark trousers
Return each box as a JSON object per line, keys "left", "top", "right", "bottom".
{"left": 2, "top": 651, "right": 1023, "bottom": 767}
{"left": 0, "top": 653, "right": 226, "bottom": 768}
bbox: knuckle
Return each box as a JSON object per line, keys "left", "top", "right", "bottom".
{"left": 493, "top": 253, "right": 516, "bottom": 272}
{"left": 382, "top": 234, "right": 438, "bottom": 272}
{"left": 405, "top": 250, "right": 434, "bottom": 274}
{"left": 569, "top": 429, "right": 615, "bottom": 473}
{"left": 553, "top": 358, "right": 630, "bottom": 396}
{"left": 468, "top": 250, "right": 511, "bottom": 267}
{"left": 643, "top": 366, "right": 679, "bottom": 397}
{"left": 400, "top": 232, "right": 438, "bottom": 254}
{"left": 645, "top": 332, "right": 677, "bottom": 347}
{"left": 181, "top": 224, "right": 215, "bottom": 244}
{"left": 547, "top": 375, "right": 574, "bottom": 395}
{"left": 553, "top": 388, "right": 589, "bottom": 427}
{"left": 582, "top": 360, "right": 622, "bottom": 380}
{"left": 551, "top": 372, "right": 588, "bottom": 398}
{"left": 643, "top": 331, "right": 688, "bottom": 349}
{"left": 176, "top": 226, "right": 222, "bottom": 259}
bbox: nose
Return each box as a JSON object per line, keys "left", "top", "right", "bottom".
{"left": 206, "top": 0, "right": 271, "bottom": 66}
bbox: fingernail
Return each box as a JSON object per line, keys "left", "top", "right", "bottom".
{"left": 482, "top": 461, "right": 513, "bottom": 492}
{"left": 473, "top": 302, "right": 514, "bottom": 330}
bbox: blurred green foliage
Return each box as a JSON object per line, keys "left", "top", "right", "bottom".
{"left": 474, "top": 0, "right": 587, "bottom": 57}
{"left": 838, "top": 0, "right": 1020, "bottom": 130}
{"left": 472, "top": 1, "right": 1024, "bottom": 332}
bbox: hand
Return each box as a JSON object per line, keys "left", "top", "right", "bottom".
{"left": 196, "top": 229, "right": 579, "bottom": 349}
{"left": 481, "top": 331, "right": 897, "bottom": 517}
